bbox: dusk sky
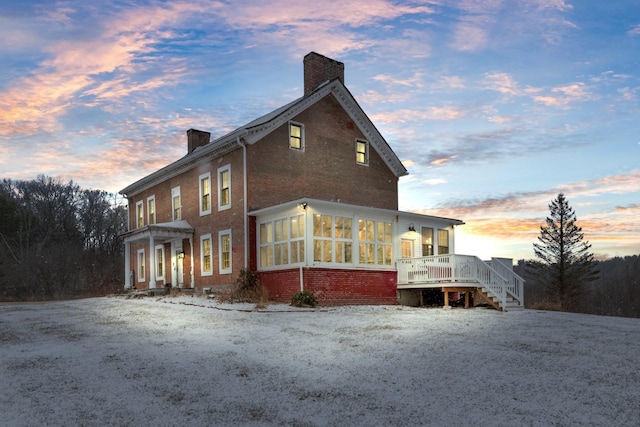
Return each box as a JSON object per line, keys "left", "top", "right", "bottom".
{"left": 1, "top": 1, "right": 638, "bottom": 261}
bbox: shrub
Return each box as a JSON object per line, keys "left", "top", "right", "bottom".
{"left": 290, "top": 291, "right": 317, "bottom": 308}
{"left": 220, "top": 268, "right": 269, "bottom": 308}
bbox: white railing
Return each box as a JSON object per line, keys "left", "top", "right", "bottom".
{"left": 396, "top": 254, "right": 524, "bottom": 308}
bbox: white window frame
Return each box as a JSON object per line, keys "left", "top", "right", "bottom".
{"left": 289, "top": 121, "right": 304, "bottom": 151}
{"left": 155, "top": 244, "right": 165, "bottom": 281}
{"left": 172, "top": 186, "right": 181, "bottom": 221}
{"left": 358, "top": 218, "right": 392, "bottom": 266}
{"left": 218, "top": 165, "right": 231, "bottom": 211}
{"left": 199, "top": 172, "right": 212, "bottom": 216}
{"left": 259, "top": 214, "right": 305, "bottom": 269}
{"left": 137, "top": 249, "right": 145, "bottom": 282}
{"left": 219, "top": 229, "right": 232, "bottom": 274}
{"left": 200, "top": 233, "right": 213, "bottom": 276}
{"left": 356, "top": 139, "right": 369, "bottom": 165}
{"left": 147, "top": 195, "right": 156, "bottom": 225}
{"left": 135, "top": 200, "right": 144, "bottom": 229}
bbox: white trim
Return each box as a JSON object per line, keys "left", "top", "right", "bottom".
{"left": 137, "top": 249, "right": 145, "bottom": 282}
{"left": 218, "top": 229, "right": 232, "bottom": 274}
{"left": 199, "top": 172, "right": 212, "bottom": 216}
{"left": 135, "top": 200, "right": 144, "bottom": 228}
{"left": 200, "top": 233, "right": 213, "bottom": 276}
{"left": 171, "top": 186, "right": 181, "bottom": 221}
{"left": 155, "top": 244, "right": 165, "bottom": 281}
{"left": 146, "top": 195, "right": 156, "bottom": 225}
{"left": 218, "top": 164, "right": 231, "bottom": 211}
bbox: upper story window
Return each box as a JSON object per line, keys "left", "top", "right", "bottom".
{"left": 135, "top": 201, "right": 144, "bottom": 228}
{"left": 356, "top": 140, "right": 369, "bottom": 165}
{"left": 438, "top": 229, "right": 450, "bottom": 255}
{"left": 172, "top": 186, "right": 181, "bottom": 221}
{"left": 199, "top": 172, "right": 211, "bottom": 215}
{"left": 218, "top": 165, "right": 231, "bottom": 211}
{"left": 147, "top": 195, "right": 156, "bottom": 225}
{"left": 289, "top": 122, "right": 304, "bottom": 150}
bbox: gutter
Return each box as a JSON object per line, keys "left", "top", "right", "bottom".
{"left": 236, "top": 133, "right": 249, "bottom": 269}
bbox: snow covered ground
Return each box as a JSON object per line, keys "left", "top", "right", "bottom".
{"left": 1, "top": 295, "right": 639, "bottom": 426}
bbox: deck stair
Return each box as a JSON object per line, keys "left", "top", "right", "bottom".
{"left": 397, "top": 255, "right": 525, "bottom": 311}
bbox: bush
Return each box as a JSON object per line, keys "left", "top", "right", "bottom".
{"left": 290, "top": 291, "right": 317, "bottom": 308}
{"left": 219, "top": 268, "right": 269, "bottom": 308}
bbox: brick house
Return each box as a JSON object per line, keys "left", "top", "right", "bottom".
{"left": 120, "top": 52, "right": 524, "bottom": 308}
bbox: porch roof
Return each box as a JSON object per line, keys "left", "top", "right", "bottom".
{"left": 121, "top": 220, "right": 194, "bottom": 244}
{"left": 249, "top": 197, "right": 465, "bottom": 226}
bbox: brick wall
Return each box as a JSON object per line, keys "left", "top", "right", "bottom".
{"left": 259, "top": 267, "right": 398, "bottom": 306}
{"left": 246, "top": 95, "right": 398, "bottom": 211}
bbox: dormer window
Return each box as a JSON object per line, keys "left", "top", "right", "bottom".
{"left": 356, "top": 140, "right": 368, "bottom": 165}
{"left": 289, "top": 122, "right": 304, "bottom": 150}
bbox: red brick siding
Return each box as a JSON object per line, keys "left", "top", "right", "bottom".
{"left": 259, "top": 268, "right": 397, "bottom": 306}
{"left": 246, "top": 96, "right": 398, "bottom": 211}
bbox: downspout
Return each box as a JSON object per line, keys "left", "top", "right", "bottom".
{"left": 236, "top": 133, "right": 249, "bottom": 269}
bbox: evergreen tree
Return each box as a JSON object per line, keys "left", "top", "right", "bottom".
{"left": 531, "top": 193, "right": 599, "bottom": 310}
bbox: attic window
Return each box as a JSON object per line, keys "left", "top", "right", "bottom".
{"left": 356, "top": 140, "right": 368, "bottom": 165}
{"left": 289, "top": 122, "right": 304, "bottom": 150}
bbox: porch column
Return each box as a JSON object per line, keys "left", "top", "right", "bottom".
{"left": 124, "top": 241, "right": 131, "bottom": 289}
{"left": 149, "top": 235, "right": 156, "bottom": 289}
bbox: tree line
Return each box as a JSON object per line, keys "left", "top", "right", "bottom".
{"left": 0, "top": 176, "right": 127, "bottom": 301}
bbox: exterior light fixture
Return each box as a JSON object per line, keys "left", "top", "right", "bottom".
{"left": 408, "top": 223, "right": 416, "bottom": 232}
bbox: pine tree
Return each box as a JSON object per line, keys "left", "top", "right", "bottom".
{"left": 531, "top": 193, "right": 599, "bottom": 310}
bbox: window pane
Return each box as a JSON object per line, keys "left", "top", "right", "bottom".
{"left": 290, "top": 123, "right": 302, "bottom": 149}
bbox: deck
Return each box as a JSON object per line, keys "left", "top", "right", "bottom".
{"left": 396, "top": 254, "right": 525, "bottom": 310}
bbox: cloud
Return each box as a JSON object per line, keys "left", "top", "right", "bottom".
{"left": 371, "top": 106, "right": 466, "bottom": 124}
{"left": 532, "top": 82, "right": 593, "bottom": 108}
{"left": 627, "top": 24, "right": 640, "bottom": 36}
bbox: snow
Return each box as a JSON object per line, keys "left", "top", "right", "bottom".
{"left": 1, "top": 296, "right": 639, "bottom": 426}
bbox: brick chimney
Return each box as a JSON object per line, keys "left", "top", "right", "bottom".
{"left": 187, "top": 128, "right": 211, "bottom": 153}
{"left": 304, "top": 52, "right": 345, "bottom": 96}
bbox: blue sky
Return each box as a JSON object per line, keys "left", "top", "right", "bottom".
{"left": 1, "top": 0, "right": 639, "bottom": 261}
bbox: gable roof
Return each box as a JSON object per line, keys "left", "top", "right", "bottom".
{"left": 120, "top": 79, "right": 408, "bottom": 197}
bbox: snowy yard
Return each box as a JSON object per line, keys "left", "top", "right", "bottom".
{"left": 1, "top": 296, "right": 639, "bottom": 426}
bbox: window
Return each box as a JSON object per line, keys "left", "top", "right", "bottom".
{"left": 219, "top": 230, "right": 232, "bottom": 274}
{"left": 147, "top": 196, "right": 156, "bottom": 225}
{"left": 259, "top": 214, "right": 305, "bottom": 268}
{"left": 356, "top": 140, "right": 368, "bottom": 165}
{"left": 313, "top": 214, "right": 333, "bottom": 263}
{"left": 401, "top": 239, "right": 414, "bottom": 258}
{"left": 438, "top": 229, "right": 450, "bottom": 255}
{"left": 421, "top": 227, "right": 434, "bottom": 256}
{"left": 218, "top": 165, "right": 231, "bottom": 210}
{"left": 200, "top": 234, "right": 212, "bottom": 276}
{"left": 137, "top": 249, "right": 145, "bottom": 282}
{"left": 334, "top": 216, "right": 353, "bottom": 263}
{"left": 155, "top": 245, "right": 164, "bottom": 281}
{"left": 199, "top": 172, "right": 211, "bottom": 215}
{"left": 358, "top": 219, "right": 392, "bottom": 265}
{"left": 289, "top": 122, "right": 303, "bottom": 150}
{"left": 172, "top": 186, "right": 181, "bottom": 221}
{"left": 136, "top": 201, "right": 143, "bottom": 228}
{"left": 312, "top": 214, "right": 353, "bottom": 264}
